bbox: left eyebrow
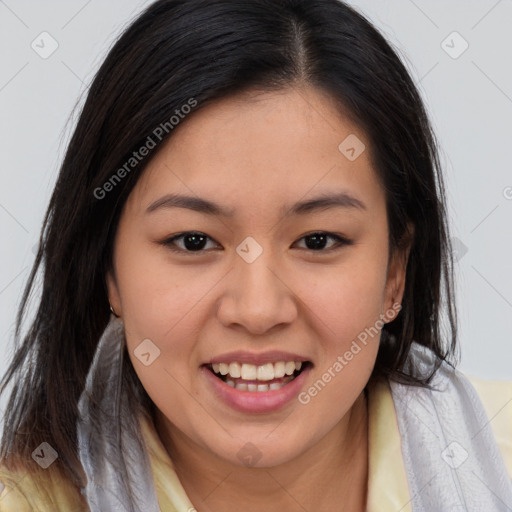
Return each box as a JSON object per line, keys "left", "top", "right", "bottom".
{"left": 145, "top": 191, "right": 366, "bottom": 217}
{"left": 287, "top": 192, "right": 366, "bottom": 215}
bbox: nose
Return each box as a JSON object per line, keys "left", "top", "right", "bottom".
{"left": 216, "top": 252, "right": 298, "bottom": 336}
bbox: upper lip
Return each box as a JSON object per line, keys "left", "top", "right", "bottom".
{"left": 205, "top": 350, "right": 311, "bottom": 366}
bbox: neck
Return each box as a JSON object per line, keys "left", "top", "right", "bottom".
{"left": 155, "top": 392, "right": 368, "bottom": 512}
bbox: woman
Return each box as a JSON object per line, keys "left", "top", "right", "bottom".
{"left": 1, "top": 0, "right": 511, "bottom": 510}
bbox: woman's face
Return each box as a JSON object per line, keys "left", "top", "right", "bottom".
{"left": 107, "top": 86, "right": 408, "bottom": 468}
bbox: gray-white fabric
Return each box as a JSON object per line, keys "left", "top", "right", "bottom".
{"left": 76, "top": 315, "right": 512, "bottom": 511}
{"left": 77, "top": 314, "right": 161, "bottom": 512}
{"left": 390, "top": 343, "right": 512, "bottom": 511}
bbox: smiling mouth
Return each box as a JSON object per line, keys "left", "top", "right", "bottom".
{"left": 205, "top": 361, "right": 312, "bottom": 392}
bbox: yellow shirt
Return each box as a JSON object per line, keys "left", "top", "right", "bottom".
{"left": 1, "top": 376, "right": 511, "bottom": 511}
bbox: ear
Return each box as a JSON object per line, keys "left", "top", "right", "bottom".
{"left": 383, "top": 222, "right": 414, "bottom": 322}
{"left": 106, "top": 268, "right": 122, "bottom": 317}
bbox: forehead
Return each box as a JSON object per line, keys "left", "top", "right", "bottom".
{"left": 127, "top": 86, "right": 384, "bottom": 220}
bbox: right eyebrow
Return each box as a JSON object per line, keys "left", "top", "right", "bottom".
{"left": 145, "top": 191, "right": 366, "bottom": 217}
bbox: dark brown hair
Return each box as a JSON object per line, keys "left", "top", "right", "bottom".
{"left": 1, "top": 0, "right": 457, "bottom": 491}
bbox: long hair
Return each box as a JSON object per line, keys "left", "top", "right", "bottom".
{"left": 1, "top": 0, "right": 457, "bottom": 490}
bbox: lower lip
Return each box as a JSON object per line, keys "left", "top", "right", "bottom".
{"left": 201, "top": 365, "right": 312, "bottom": 413}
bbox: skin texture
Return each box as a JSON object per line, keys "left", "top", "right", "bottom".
{"left": 107, "top": 85, "right": 410, "bottom": 511}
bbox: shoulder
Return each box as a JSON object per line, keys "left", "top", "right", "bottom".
{"left": 404, "top": 342, "right": 512, "bottom": 480}
{"left": 466, "top": 375, "right": 512, "bottom": 479}
{"left": 0, "top": 460, "right": 88, "bottom": 512}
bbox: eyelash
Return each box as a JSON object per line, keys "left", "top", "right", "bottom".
{"left": 160, "top": 231, "right": 353, "bottom": 255}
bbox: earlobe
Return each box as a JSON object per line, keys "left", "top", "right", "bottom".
{"left": 106, "top": 269, "right": 122, "bottom": 317}
{"left": 384, "top": 223, "right": 414, "bottom": 319}
{"left": 384, "top": 254, "right": 405, "bottom": 316}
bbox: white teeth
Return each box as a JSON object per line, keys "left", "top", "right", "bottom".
{"left": 211, "top": 360, "right": 306, "bottom": 381}
{"left": 257, "top": 363, "right": 274, "bottom": 381}
{"left": 284, "top": 362, "right": 296, "bottom": 376}
{"left": 274, "top": 361, "right": 286, "bottom": 378}
{"left": 229, "top": 362, "right": 241, "bottom": 378}
{"left": 224, "top": 375, "right": 295, "bottom": 392}
{"left": 241, "top": 363, "right": 257, "bottom": 380}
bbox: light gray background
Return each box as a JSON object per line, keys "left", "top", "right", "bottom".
{"left": 1, "top": 0, "right": 511, "bottom": 419}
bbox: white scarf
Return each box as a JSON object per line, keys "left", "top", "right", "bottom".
{"left": 390, "top": 343, "right": 512, "bottom": 510}
{"left": 77, "top": 314, "right": 512, "bottom": 511}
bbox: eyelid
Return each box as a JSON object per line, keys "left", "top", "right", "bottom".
{"left": 293, "top": 231, "right": 353, "bottom": 252}
{"left": 162, "top": 231, "right": 221, "bottom": 254}
{"left": 160, "top": 231, "right": 353, "bottom": 255}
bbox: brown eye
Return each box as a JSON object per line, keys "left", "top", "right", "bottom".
{"left": 294, "top": 232, "right": 352, "bottom": 252}
{"left": 161, "top": 230, "right": 352, "bottom": 255}
{"left": 162, "top": 232, "right": 220, "bottom": 253}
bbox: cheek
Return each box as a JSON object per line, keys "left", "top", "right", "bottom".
{"left": 113, "top": 243, "right": 212, "bottom": 403}
{"left": 287, "top": 246, "right": 388, "bottom": 412}
{"left": 123, "top": 311, "right": 200, "bottom": 431}
{"left": 114, "top": 231, "right": 219, "bottom": 335}
{"left": 293, "top": 263, "right": 385, "bottom": 422}
{"left": 293, "top": 250, "right": 389, "bottom": 345}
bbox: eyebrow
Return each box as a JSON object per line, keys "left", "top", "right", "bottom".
{"left": 145, "top": 191, "right": 366, "bottom": 217}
